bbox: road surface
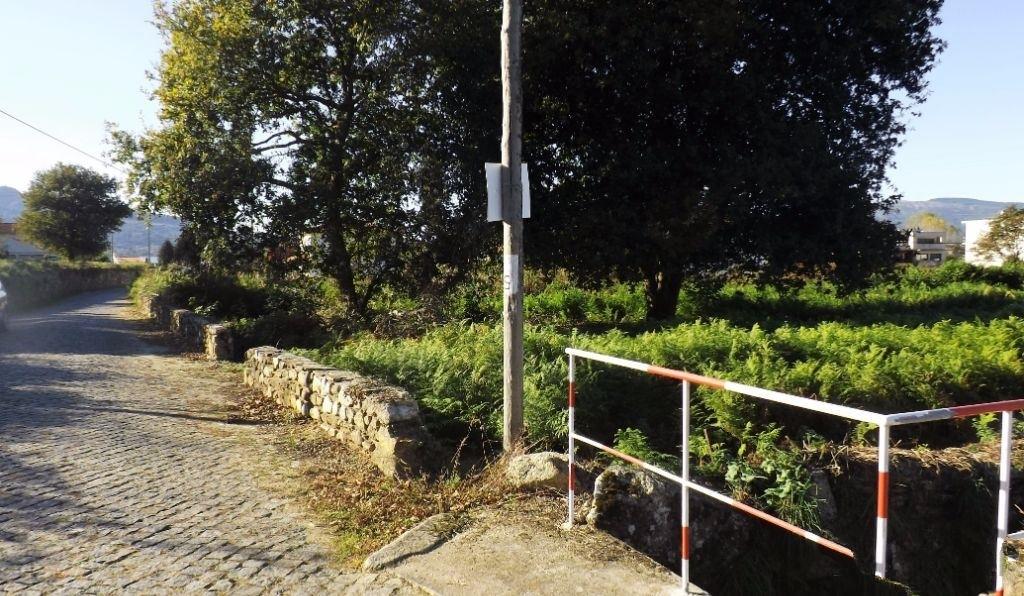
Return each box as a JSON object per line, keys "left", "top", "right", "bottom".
{"left": 0, "top": 290, "right": 412, "bottom": 594}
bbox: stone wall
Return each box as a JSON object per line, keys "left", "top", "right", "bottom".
{"left": 139, "top": 294, "right": 235, "bottom": 361}
{"left": 1, "top": 264, "right": 142, "bottom": 311}
{"left": 243, "top": 346, "right": 432, "bottom": 478}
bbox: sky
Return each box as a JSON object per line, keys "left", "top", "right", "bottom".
{"left": 0, "top": 0, "right": 1021, "bottom": 202}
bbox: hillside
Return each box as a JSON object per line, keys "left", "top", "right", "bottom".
{"left": 889, "top": 197, "right": 1023, "bottom": 232}
{"left": 0, "top": 186, "right": 23, "bottom": 221}
{"left": 0, "top": 186, "right": 180, "bottom": 257}
{"left": 115, "top": 215, "right": 182, "bottom": 257}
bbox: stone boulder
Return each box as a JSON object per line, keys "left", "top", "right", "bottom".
{"left": 587, "top": 465, "right": 751, "bottom": 570}
{"left": 507, "top": 452, "right": 570, "bottom": 491}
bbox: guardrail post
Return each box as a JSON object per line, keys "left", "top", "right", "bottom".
{"left": 567, "top": 353, "right": 576, "bottom": 528}
{"left": 875, "top": 423, "right": 891, "bottom": 578}
{"left": 996, "top": 411, "right": 1013, "bottom": 596}
{"left": 681, "top": 380, "right": 691, "bottom": 593}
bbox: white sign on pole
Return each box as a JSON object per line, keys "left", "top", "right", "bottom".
{"left": 486, "top": 163, "right": 531, "bottom": 222}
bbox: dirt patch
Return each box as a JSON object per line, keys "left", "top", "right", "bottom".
{"left": 226, "top": 387, "right": 519, "bottom": 567}
{"left": 384, "top": 498, "right": 684, "bottom": 595}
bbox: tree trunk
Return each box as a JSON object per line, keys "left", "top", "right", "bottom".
{"left": 321, "top": 213, "right": 365, "bottom": 320}
{"left": 645, "top": 268, "right": 683, "bottom": 320}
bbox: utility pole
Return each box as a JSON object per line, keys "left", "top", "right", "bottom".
{"left": 501, "top": 0, "right": 524, "bottom": 450}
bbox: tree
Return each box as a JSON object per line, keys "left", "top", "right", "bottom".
{"left": 110, "top": 0, "right": 488, "bottom": 316}
{"left": 905, "top": 212, "right": 959, "bottom": 240}
{"left": 976, "top": 207, "right": 1024, "bottom": 263}
{"left": 515, "top": 0, "right": 944, "bottom": 318}
{"left": 158, "top": 239, "right": 176, "bottom": 265}
{"left": 17, "top": 164, "right": 131, "bottom": 260}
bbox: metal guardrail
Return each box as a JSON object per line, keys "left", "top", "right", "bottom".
{"left": 565, "top": 347, "right": 1022, "bottom": 595}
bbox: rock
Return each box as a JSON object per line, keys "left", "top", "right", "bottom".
{"left": 587, "top": 465, "right": 750, "bottom": 569}
{"left": 362, "top": 513, "right": 460, "bottom": 571}
{"left": 506, "top": 451, "right": 569, "bottom": 491}
{"left": 1003, "top": 536, "right": 1024, "bottom": 596}
{"left": 810, "top": 469, "right": 838, "bottom": 524}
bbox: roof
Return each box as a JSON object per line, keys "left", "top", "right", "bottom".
{"left": 0, "top": 221, "right": 52, "bottom": 258}
{"left": 0, "top": 234, "right": 49, "bottom": 258}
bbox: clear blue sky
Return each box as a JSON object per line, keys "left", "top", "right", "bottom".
{"left": 0, "top": 1, "right": 1020, "bottom": 202}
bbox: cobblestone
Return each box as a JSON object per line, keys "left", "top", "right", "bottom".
{"left": 0, "top": 291, "right": 419, "bottom": 594}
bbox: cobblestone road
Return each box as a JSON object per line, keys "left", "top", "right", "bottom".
{"left": 0, "top": 290, "right": 415, "bottom": 595}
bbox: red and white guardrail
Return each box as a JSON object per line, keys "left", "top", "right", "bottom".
{"left": 564, "top": 347, "right": 1023, "bottom": 595}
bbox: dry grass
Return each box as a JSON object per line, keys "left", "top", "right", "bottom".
{"left": 233, "top": 389, "right": 520, "bottom": 567}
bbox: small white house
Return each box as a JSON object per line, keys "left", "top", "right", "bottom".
{"left": 963, "top": 218, "right": 1024, "bottom": 266}
{"left": 898, "top": 229, "right": 960, "bottom": 267}
{"left": 963, "top": 219, "right": 995, "bottom": 266}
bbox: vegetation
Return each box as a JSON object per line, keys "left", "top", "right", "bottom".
{"left": 16, "top": 164, "right": 132, "bottom": 260}
{"left": 976, "top": 206, "right": 1024, "bottom": 262}
{"left": 132, "top": 260, "right": 1024, "bottom": 530}
{"left": 112, "top": 0, "right": 945, "bottom": 320}
{"left": 523, "top": 0, "right": 943, "bottom": 318}
{"left": 158, "top": 239, "right": 175, "bottom": 265}
{"left": 904, "top": 211, "right": 959, "bottom": 238}
{"left": 110, "top": 0, "right": 489, "bottom": 317}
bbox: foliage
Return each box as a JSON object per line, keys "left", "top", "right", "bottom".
{"left": 976, "top": 206, "right": 1024, "bottom": 263}
{"left": 110, "top": 0, "right": 491, "bottom": 316}
{"left": 110, "top": 0, "right": 947, "bottom": 321}
{"left": 303, "top": 312, "right": 1024, "bottom": 449}
{"left": 611, "top": 428, "right": 679, "bottom": 470}
{"left": 905, "top": 211, "right": 959, "bottom": 239}
{"left": 971, "top": 413, "right": 999, "bottom": 443}
{"left": 519, "top": 0, "right": 944, "bottom": 318}
{"left": 16, "top": 163, "right": 132, "bottom": 260}
{"left": 157, "top": 239, "right": 175, "bottom": 265}
{"left": 724, "top": 425, "right": 820, "bottom": 530}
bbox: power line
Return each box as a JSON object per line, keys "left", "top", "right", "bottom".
{"left": 0, "top": 106, "right": 125, "bottom": 174}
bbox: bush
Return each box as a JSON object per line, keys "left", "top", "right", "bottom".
{"left": 130, "top": 266, "right": 334, "bottom": 351}
{"left": 302, "top": 313, "right": 1024, "bottom": 449}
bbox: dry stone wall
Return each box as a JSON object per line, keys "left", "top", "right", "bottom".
{"left": 1, "top": 265, "right": 141, "bottom": 311}
{"left": 139, "top": 294, "right": 235, "bottom": 360}
{"left": 244, "top": 347, "right": 432, "bottom": 478}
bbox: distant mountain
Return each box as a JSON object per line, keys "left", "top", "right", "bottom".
{"left": 0, "top": 186, "right": 23, "bottom": 221}
{"left": 888, "top": 197, "right": 1024, "bottom": 233}
{"left": 0, "top": 185, "right": 180, "bottom": 257}
{"left": 114, "top": 215, "right": 182, "bottom": 258}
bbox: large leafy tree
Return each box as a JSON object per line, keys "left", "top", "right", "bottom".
{"left": 17, "top": 164, "right": 131, "bottom": 260}
{"left": 520, "top": 0, "right": 944, "bottom": 317}
{"left": 905, "top": 212, "right": 958, "bottom": 238}
{"left": 111, "top": 0, "right": 487, "bottom": 314}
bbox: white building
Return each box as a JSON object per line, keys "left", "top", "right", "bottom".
{"left": 963, "top": 218, "right": 1024, "bottom": 266}
{"left": 898, "top": 229, "right": 960, "bottom": 267}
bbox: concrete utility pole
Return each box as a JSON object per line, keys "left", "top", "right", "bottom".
{"left": 501, "top": 0, "right": 524, "bottom": 450}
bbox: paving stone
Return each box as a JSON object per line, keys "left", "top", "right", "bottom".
{"left": 0, "top": 291, "right": 420, "bottom": 595}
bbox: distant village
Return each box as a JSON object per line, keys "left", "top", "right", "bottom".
{"left": 897, "top": 217, "right": 1014, "bottom": 267}
{"left": 0, "top": 220, "right": 158, "bottom": 264}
